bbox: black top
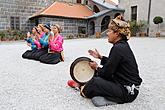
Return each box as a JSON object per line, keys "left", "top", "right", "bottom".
{"left": 97, "top": 39, "right": 142, "bottom": 86}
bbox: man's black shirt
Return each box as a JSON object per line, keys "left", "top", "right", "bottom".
{"left": 97, "top": 39, "right": 142, "bottom": 86}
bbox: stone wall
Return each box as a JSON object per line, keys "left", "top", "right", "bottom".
{"left": 0, "top": 0, "right": 76, "bottom": 32}
{"left": 35, "top": 17, "right": 87, "bottom": 38}
{"left": 149, "top": 0, "right": 165, "bottom": 36}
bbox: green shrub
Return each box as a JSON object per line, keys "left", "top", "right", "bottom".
{"left": 129, "top": 20, "right": 138, "bottom": 36}
{"left": 0, "top": 31, "right": 5, "bottom": 39}
{"left": 0, "top": 29, "right": 26, "bottom": 41}
{"left": 153, "top": 16, "right": 163, "bottom": 32}
{"left": 137, "top": 20, "right": 148, "bottom": 32}
{"left": 130, "top": 20, "right": 148, "bottom": 36}
{"left": 153, "top": 16, "right": 163, "bottom": 24}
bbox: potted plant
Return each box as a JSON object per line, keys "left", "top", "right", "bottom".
{"left": 153, "top": 16, "right": 163, "bottom": 37}
{"left": 137, "top": 20, "right": 147, "bottom": 37}
{"left": 0, "top": 31, "right": 6, "bottom": 41}
{"left": 129, "top": 20, "right": 138, "bottom": 36}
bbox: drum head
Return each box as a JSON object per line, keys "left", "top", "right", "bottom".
{"left": 70, "top": 57, "right": 95, "bottom": 84}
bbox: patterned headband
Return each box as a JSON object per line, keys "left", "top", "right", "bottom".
{"left": 110, "top": 15, "right": 131, "bottom": 39}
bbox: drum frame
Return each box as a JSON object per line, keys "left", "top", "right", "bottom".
{"left": 70, "top": 57, "right": 94, "bottom": 85}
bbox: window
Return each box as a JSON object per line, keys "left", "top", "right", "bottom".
{"left": 131, "top": 6, "right": 137, "bottom": 21}
{"left": 10, "top": 17, "right": 20, "bottom": 30}
{"left": 77, "top": 0, "right": 81, "bottom": 3}
{"left": 78, "top": 27, "right": 86, "bottom": 34}
{"left": 93, "top": 5, "right": 100, "bottom": 13}
{"left": 35, "top": 19, "right": 39, "bottom": 26}
{"left": 85, "top": 0, "right": 88, "bottom": 5}
{"left": 114, "top": 13, "right": 121, "bottom": 18}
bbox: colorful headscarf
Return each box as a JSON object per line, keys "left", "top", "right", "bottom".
{"left": 44, "top": 24, "right": 51, "bottom": 31}
{"left": 34, "top": 26, "right": 40, "bottom": 34}
{"left": 52, "top": 24, "right": 62, "bottom": 33}
{"left": 110, "top": 15, "right": 131, "bottom": 40}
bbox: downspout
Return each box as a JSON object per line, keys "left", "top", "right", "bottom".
{"left": 87, "top": 19, "right": 89, "bottom": 37}
{"left": 147, "top": 0, "right": 151, "bottom": 36}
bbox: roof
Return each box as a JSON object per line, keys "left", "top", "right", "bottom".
{"left": 30, "top": 2, "right": 94, "bottom": 19}
{"left": 103, "top": 0, "right": 118, "bottom": 5}
{"left": 91, "top": 0, "right": 124, "bottom": 11}
{"left": 92, "top": 0, "right": 117, "bottom": 9}
{"left": 87, "top": 10, "right": 111, "bottom": 19}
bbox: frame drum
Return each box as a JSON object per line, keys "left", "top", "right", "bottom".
{"left": 70, "top": 57, "right": 95, "bottom": 84}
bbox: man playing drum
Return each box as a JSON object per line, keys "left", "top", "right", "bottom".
{"left": 68, "top": 15, "right": 142, "bottom": 107}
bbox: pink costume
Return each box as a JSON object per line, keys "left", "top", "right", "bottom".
{"left": 38, "top": 32, "right": 45, "bottom": 39}
{"left": 34, "top": 32, "right": 45, "bottom": 49}
{"left": 49, "top": 34, "right": 64, "bottom": 52}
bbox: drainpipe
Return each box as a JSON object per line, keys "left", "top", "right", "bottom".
{"left": 147, "top": 0, "right": 151, "bottom": 36}
{"left": 87, "top": 20, "right": 89, "bottom": 37}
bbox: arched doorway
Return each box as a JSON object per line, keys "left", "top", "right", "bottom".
{"left": 93, "top": 5, "right": 100, "bottom": 13}
{"left": 77, "top": 0, "right": 81, "bottom": 3}
{"left": 114, "top": 13, "right": 121, "bottom": 18}
{"left": 101, "top": 16, "right": 110, "bottom": 32}
{"left": 89, "top": 21, "right": 95, "bottom": 35}
{"left": 84, "top": 0, "right": 88, "bottom": 5}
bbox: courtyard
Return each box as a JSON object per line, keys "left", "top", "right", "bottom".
{"left": 0, "top": 37, "right": 165, "bottom": 110}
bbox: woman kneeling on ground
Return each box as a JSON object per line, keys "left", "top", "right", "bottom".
{"left": 29, "top": 24, "right": 45, "bottom": 59}
{"left": 22, "top": 26, "right": 41, "bottom": 59}
{"left": 39, "top": 24, "right": 64, "bottom": 64}
{"left": 33, "top": 23, "right": 54, "bottom": 60}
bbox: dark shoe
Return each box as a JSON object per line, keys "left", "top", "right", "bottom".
{"left": 91, "top": 96, "right": 117, "bottom": 107}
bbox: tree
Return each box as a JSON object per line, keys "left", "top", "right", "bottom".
{"left": 153, "top": 16, "right": 163, "bottom": 32}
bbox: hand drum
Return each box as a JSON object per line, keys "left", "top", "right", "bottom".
{"left": 70, "top": 57, "right": 95, "bottom": 85}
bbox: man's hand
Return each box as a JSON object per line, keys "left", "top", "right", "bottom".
{"left": 88, "top": 49, "right": 102, "bottom": 59}
{"left": 89, "top": 61, "right": 98, "bottom": 70}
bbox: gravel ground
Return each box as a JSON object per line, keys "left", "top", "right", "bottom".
{"left": 0, "top": 37, "right": 165, "bottom": 110}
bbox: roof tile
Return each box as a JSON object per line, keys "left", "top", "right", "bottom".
{"left": 31, "top": 2, "right": 94, "bottom": 19}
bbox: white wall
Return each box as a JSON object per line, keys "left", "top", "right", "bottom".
{"left": 118, "top": 0, "right": 148, "bottom": 21}
{"left": 149, "top": 0, "right": 165, "bottom": 36}
{"left": 119, "top": 0, "right": 165, "bottom": 36}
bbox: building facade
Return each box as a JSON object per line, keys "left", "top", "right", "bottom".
{"left": 0, "top": 0, "right": 63, "bottom": 31}
{"left": 0, "top": 0, "right": 123, "bottom": 38}
{"left": 118, "top": 0, "right": 165, "bottom": 36}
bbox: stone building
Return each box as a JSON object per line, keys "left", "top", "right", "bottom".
{"left": 118, "top": 0, "right": 165, "bottom": 36}
{"left": 0, "top": 0, "right": 55, "bottom": 31}
{"left": 0, "top": 0, "right": 124, "bottom": 37}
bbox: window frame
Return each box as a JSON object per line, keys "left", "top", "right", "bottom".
{"left": 10, "top": 16, "right": 20, "bottom": 30}
{"left": 131, "top": 6, "right": 137, "bottom": 21}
